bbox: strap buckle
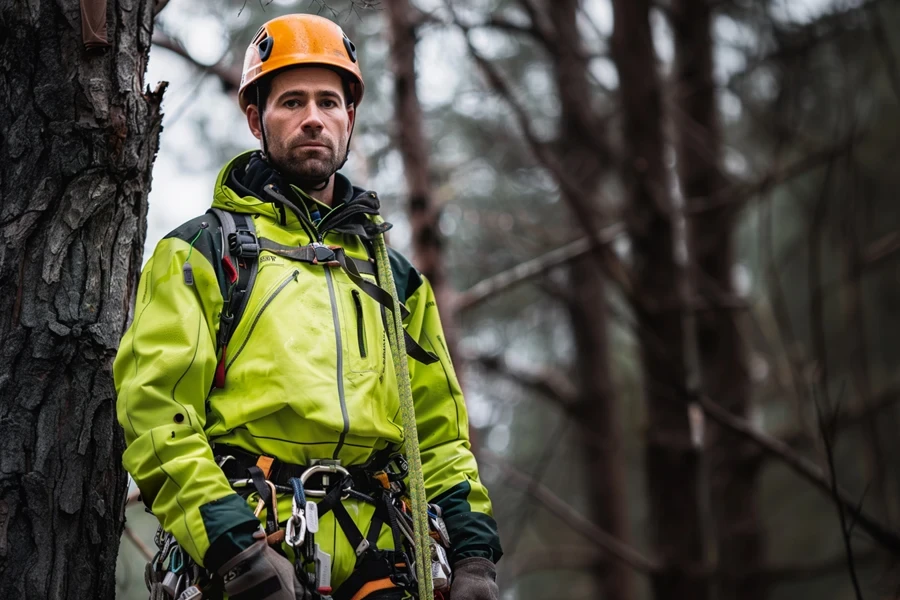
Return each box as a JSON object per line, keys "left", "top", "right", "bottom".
{"left": 310, "top": 242, "right": 340, "bottom": 266}
{"left": 384, "top": 454, "right": 409, "bottom": 483}
{"left": 228, "top": 229, "right": 259, "bottom": 258}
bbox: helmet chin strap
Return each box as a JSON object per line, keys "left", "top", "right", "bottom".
{"left": 257, "top": 86, "right": 271, "bottom": 161}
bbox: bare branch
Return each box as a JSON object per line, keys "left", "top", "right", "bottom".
{"left": 862, "top": 230, "right": 900, "bottom": 266}
{"left": 123, "top": 526, "right": 154, "bottom": 562}
{"left": 813, "top": 391, "right": 865, "bottom": 599}
{"left": 695, "top": 392, "right": 900, "bottom": 554}
{"left": 444, "top": 2, "right": 632, "bottom": 297}
{"left": 480, "top": 15, "right": 546, "bottom": 41}
{"left": 465, "top": 351, "right": 579, "bottom": 412}
{"left": 126, "top": 488, "right": 141, "bottom": 506}
{"left": 517, "top": 0, "right": 557, "bottom": 48}
{"left": 687, "top": 136, "right": 862, "bottom": 215}
{"left": 480, "top": 450, "right": 660, "bottom": 574}
{"left": 455, "top": 224, "right": 625, "bottom": 313}
{"left": 776, "top": 383, "right": 900, "bottom": 448}
{"left": 151, "top": 32, "right": 242, "bottom": 91}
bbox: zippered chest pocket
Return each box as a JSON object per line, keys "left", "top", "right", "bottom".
{"left": 338, "top": 279, "right": 386, "bottom": 376}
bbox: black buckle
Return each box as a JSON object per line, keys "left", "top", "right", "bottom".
{"left": 384, "top": 454, "right": 409, "bottom": 482}
{"left": 313, "top": 245, "right": 336, "bottom": 263}
{"left": 228, "top": 230, "right": 259, "bottom": 258}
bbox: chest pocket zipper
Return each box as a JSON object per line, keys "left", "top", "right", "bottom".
{"left": 352, "top": 289, "right": 367, "bottom": 358}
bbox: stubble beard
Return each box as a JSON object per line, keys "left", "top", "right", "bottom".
{"left": 270, "top": 138, "right": 346, "bottom": 184}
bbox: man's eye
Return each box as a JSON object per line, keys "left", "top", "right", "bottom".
{"left": 321, "top": 100, "right": 337, "bottom": 108}
{"left": 284, "top": 99, "right": 300, "bottom": 108}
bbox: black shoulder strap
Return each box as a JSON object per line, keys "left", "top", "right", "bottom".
{"left": 207, "top": 209, "right": 259, "bottom": 388}
{"left": 360, "top": 240, "right": 439, "bottom": 366}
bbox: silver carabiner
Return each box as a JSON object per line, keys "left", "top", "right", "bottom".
{"left": 285, "top": 512, "right": 307, "bottom": 548}
{"left": 301, "top": 463, "right": 351, "bottom": 498}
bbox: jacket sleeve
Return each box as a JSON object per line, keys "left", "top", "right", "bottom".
{"left": 114, "top": 225, "right": 258, "bottom": 567}
{"left": 390, "top": 250, "right": 503, "bottom": 566}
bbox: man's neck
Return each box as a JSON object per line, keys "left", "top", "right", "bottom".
{"left": 303, "top": 177, "right": 334, "bottom": 207}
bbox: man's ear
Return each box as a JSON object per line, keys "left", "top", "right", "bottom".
{"left": 346, "top": 102, "right": 356, "bottom": 134}
{"left": 247, "top": 105, "right": 263, "bottom": 141}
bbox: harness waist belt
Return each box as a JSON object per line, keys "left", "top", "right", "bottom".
{"left": 214, "top": 444, "right": 403, "bottom": 491}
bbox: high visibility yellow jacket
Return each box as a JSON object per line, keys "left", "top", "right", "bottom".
{"left": 114, "top": 152, "right": 501, "bottom": 587}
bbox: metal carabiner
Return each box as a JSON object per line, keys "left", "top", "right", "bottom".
{"left": 285, "top": 512, "right": 307, "bottom": 548}
{"left": 301, "top": 463, "right": 351, "bottom": 498}
{"left": 253, "top": 480, "right": 279, "bottom": 520}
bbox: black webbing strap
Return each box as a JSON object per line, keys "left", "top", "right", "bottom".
{"left": 334, "top": 248, "right": 437, "bottom": 365}
{"left": 258, "top": 238, "right": 376, "bottom": 276}
{"left": 381, "top": 493, "right": 405, "bottom": 555}
{"left": 207, "top": 209, "right": 258, "bottom": 355}
{"left": 316, "top": 477, "right": 369, "bottom": 559}
{"left": 247, "top": 465, "right": 278, "bottom": 535}
{"left": 226, "top": 213, "right": 259, "bottom": 331}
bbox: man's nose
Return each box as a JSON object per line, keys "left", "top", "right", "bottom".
{"left": 301, "top": 105, "right": 325, "bottom": 132}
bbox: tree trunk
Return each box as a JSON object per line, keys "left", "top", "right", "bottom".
{"left": 671, "top": 1, "right": 767, "bottom": 598}
{"left": 0, "top": 0, "right": 162, "bottom": 597}
{"left": 610, "top": 0, "right": 712, "bottom": 598}
{"left": 568, "top": 253, "right": 637, "bottom": 600}
{"left": 545, "top": 1, "right": 636, "bottom": 598}
{"left": 384, "top": 0, "right": 459, "bottom": 363}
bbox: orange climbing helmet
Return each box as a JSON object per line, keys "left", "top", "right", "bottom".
{"left": 238, "top": 14, "right": 365, "bottom": 112}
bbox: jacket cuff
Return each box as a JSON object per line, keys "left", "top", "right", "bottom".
{"left": 199, "top": 494, "right": 260, "bottom": 571}
{"left": 444, "top": 511, "right": 503, "bottom": 565}
{"left": 431, "top": 481, "right": 503, "bottom": 565}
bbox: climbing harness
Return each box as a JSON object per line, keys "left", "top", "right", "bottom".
{"left": 213, "top": 444, "right": 452, "bottom": 599}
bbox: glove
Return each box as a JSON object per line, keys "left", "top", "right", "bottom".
{"left": 218, "top": 531, "right": 308, "bottom": 600}
{"left": 450, "top": 557, "right": 499, "bottom": 600}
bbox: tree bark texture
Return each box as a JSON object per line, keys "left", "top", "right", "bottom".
{"left": 610, "top": 0, "right": 712, "bottom": 598}
{"left": 384, "top": 0, "right": 459, "bottom": 362}
{"left": 545, "top": 1, "right": 636, "bottom": 598}
{"left": 0, "top": 0, "right": 162, "bottom": 598}
{"left": 671, "top": 1, "right": 767, "bottom": 598}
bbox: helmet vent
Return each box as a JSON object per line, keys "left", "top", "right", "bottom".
{"left": 258, "top": 36, "right": 274, "bottom": 62}
{"left": 343, "top": 36, "right": 357, "bottom": 63}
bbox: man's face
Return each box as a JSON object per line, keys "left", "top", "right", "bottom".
{"left": 248, "top": 67, "right": 355, "bottom": 183}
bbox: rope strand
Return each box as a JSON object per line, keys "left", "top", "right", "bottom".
{"left": 374, "top": 232, "right": 434, "bottom": 600}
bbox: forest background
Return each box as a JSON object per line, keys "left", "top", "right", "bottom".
{"left": 2, "top": 0, "right": 899, "bottom": 599}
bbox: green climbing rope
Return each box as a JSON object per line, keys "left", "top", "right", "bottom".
{"left": 373, "top": 231, "right": 434, "bottom": 600}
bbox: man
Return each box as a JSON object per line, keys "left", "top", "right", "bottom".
{"left": 115, "top": 13, "right": 501, "bottom": 600}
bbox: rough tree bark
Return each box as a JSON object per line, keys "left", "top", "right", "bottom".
{"left": 385, "top": 0, "right": 459, "bottom": 363}
{"left": 0, "top": 0, "right": 163, "bottom": 598}
{"left": 610, "top": 0, "right": 712, "bottom": 598}
{"left": 544, "top": 1, "right": 636, "bottom": 599}
{"left": 671, "top": 1, "right": 767, "bottom": 598}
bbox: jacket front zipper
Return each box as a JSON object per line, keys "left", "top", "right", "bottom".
{"left": 352, "top": 290, "right": 367, "bottom": 358}
{"left": 226, "top": 269, "right": 299, "bottom": 369}
{"left": 325, "top": 266, "right": 350, "bottom": 460}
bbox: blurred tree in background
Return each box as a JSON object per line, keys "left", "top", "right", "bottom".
{"left": 43, "top": 0, "right": 895, "bottom": 599}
